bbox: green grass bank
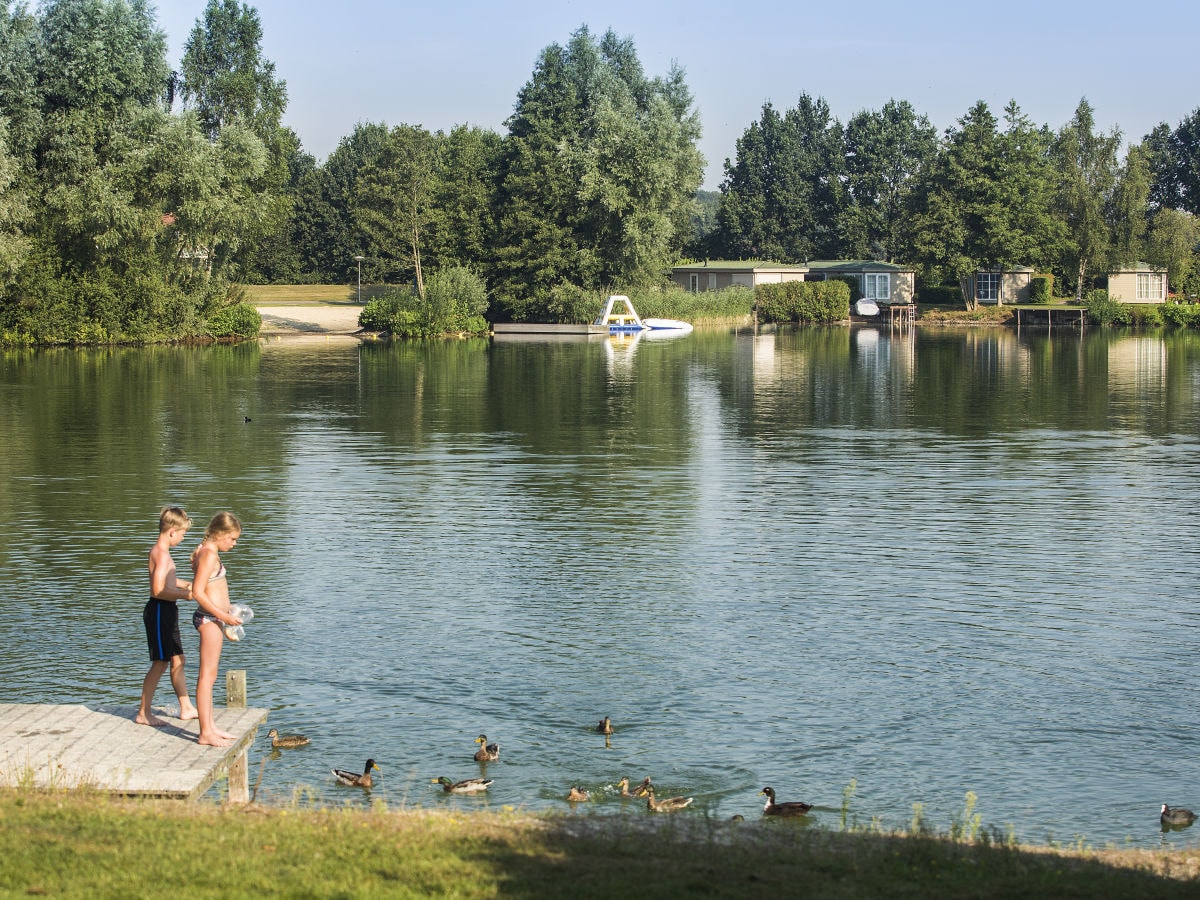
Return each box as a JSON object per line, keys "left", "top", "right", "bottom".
{"left": 2, "top": 791, "right": 1198, "bottom": 898}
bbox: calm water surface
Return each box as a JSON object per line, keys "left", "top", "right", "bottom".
{"left": 2, "top": 325, "right": 1198, "bottom": 848}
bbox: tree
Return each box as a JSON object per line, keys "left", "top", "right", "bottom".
{"left": 908, "top": 100, "right": 1060, "bottom": 307}
{"left": 290, "top": 121, "right": 388, "bottom": 281}
{"left": 427, "top": 125, "right": 501, "bottom": 273}
{"left": 841, "top": 99, "right": 936, "bottom": 261}
{"left": 0, "top": 1, "right": 39, "bottom": 160}
{"left": 493, "top": 26, "right": 703, "bottom": 318}
{"left": 179, "top": 0, "right": 286, "bottom": 140}
{"left": 355, "top": 124, "right": 439, "bottom": 299}
{"left": 1147, "top": 208, "right": 1200, "bottom": 295}
{"left": 1052, "top": 98, "right": 1123, "bottom": 300}
{"left": 717, "top": 94, "right": 845, "bottom": 262}
{"left": 0, "top": 116, "right": 30, "bottom": 280}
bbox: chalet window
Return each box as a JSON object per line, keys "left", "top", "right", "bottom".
{"left": 862, "top": 273, "right": 890, "bottom": 301}
{"left": 689, "top": 273, "right": 698, "bottom": 293}
{"left": 708, "top": 273, "right": 717, "bottom": 291}
{"left": 976, "top": 272, "right": 1000, "bottom": 302}
{"left": 1136, "top": 273, "right": 1164, "bottom": 301}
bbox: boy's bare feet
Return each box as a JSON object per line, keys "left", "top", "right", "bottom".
{"left": 198, "top": 733, "right": 233, "bottom": 748}
{"left": 135, "top": 712, "right": 168, "bottom": 727}
{"left": 178, "top": 705, "right": 198, "bottom": 721}
{"left": 215, "top": 728, "right": 237, "bottom": 740}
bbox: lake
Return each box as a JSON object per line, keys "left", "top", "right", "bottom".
{"left": 1, "top": 324, "right": 1198, "bottom": 848}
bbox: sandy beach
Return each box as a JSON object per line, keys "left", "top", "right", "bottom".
{"left": 256, "top": 305, "right": 364, "bottom": 336}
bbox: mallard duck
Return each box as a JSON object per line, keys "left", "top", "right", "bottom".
{"left": 645, "top": 786, "right": 693, "bottom": 812}
{"left": 332, "top": 758, "right": 379, "bottom": 788}
{"left": 432, "top": 776, "right": 493, "bottom": 794}
{"left": 596, "top": 716, "right": 614, "bottom": 735}
{"left": 617, "top": 776, "right": 651, "bottom": 798}
{"left": 760, "top": 786, "right": 813, "bottom": 817}
{"left": 267, "top": 728, "right": 310, "bottom": 749}
{"left": 473, "top": 734, "right": 500, "bottom": 762}
{"left": 567, "top": 786, "right": 591, "bottom": 802}
{"left": 1161, "top": 804, "right": 1197, "bottom": 826}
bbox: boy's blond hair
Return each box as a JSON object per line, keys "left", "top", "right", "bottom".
{"left": 159, "top": 506, "right": 192, "bottom": 534}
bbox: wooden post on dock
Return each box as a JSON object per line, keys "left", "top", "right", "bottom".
{"left": 225, "top": 670, "right": 249, "bottom": 803}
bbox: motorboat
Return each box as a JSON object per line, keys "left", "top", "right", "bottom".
{"left": 595, "top": 295, "right": 692, "bottom": 335}
{"left": 854, "top": 298, "right": 880, "bottom": 317}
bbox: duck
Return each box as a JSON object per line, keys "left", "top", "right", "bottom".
{"left": 760, "top": 786, "right": 813, "bottom": 817}
{"left": 432, "top": 776, "right": 494, "bottom": 794}
{"left": 618, "top": 776, "right": 652, "bottom": 798}
{"left": 473, "top": 734, "right": 500, "bottom": 762}
{"left": 596, "top": 716, "right": 614, "bottom": 735}
{"left": 645, "top": 786, "right": 693, "bottom": 812}
{"left": 1161, "top": 804, "right": 1197, "bottom": 826}
{"left": 267, "top": 728, "right": 310, "bottom": 749}
{"left": 332, "top": 758, "right": 379, "bottom": 788}
{"left": 567, "top": 786, "right": 591, "bottom": 802}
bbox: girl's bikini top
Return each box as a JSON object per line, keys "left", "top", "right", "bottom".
{"left": 208, "top": 561, "right": 227, "bottom": 583}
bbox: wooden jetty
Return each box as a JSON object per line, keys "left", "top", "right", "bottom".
{"left": 0, "top": 671, "right": 268, "bottom": 802}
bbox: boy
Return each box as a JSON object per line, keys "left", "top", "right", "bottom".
{"left": 136, "top": 506, "right": 199, "bottom": 726}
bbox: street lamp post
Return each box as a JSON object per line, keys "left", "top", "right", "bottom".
{"left": 355, "top": 255, "right": 364, "bottom": 304}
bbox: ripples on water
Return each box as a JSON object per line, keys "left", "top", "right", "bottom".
{"left": 1, "top": 329, "right": 1198, "bottom": 848}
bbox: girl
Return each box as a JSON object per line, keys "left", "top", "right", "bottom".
{"left": 190, "top": 512, "right": 244, "bottom": 748}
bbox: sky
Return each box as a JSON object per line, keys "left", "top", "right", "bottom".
{"left": 155, "top": 0, "right": 1199, "bottom": 190}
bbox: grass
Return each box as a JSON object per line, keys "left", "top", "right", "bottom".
{"left": 2, "top": 790, "right": 1198, "bottom": 898}
{"left": 243, "top": 284, "right": 392, "bottom": 305}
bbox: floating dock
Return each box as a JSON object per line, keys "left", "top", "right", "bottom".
{"left": 0, "top": 673, "right": 268, "bottom": 802}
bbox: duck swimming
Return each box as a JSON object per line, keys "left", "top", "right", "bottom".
{"left": 567, "top": 786, "right": 591, "bottom": 802}
{"left": 267, "top": 728, "right": 310, "bottom": 749}
{"left": 596, "top": 717, "right": 614, "bottom": 735}
{"left": 645, "top": 786, "right": 693, "bottom": 812}
{"left": 1161, "top": 804, "right": 1197, "bottom": 827}
{"left": 432, "top": 776, "right": 494, "bottom": 794}
{"left": 473, "top": 734, "right": 500, "bottom": 762}
{"left": 759, "top": 786, "right": 812, "bottom": 817}
{"left": 332, "top": 758, "right": 379, "bottom": 788}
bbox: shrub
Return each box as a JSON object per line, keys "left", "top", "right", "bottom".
{"left": 1029, "top": 275, "right": 1052, "bottom": 305}
{"left": 916, "top": 284, "right": 962, "bottom": 306}
{"left": 1160, "top": 301, "right": 1200, "bottom": 328}
{"left": 754, "top": 280, "right": 849, "bottom": 324}
{"left": 1084, "top": 289, "right": 1130, "bottom": 326}
{"left": 205, "top": 302, "right": 261, "bottom": 338}
{"left": 359, "top": 269, "right": 490, "bottom": 338}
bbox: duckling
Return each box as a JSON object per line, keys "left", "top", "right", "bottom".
{"left": 759, "top": 786, "right": 813, "bottom": 817}
{"left": 432, "top": 776, "right": 493, "bottom": 794}
{"left": 596, "top": 716, "right": 614, "bottom": 735}
{"left": 473, "top": 734, "right": 500, "bottom": 762}
{"left": 567, "top": 786, "right": 591, "bottom": 802}
{"left": 645, "top": 786, "right": 693, "bottom": 812}
{"left": 1161, "top": 804, "right": 1197, "bottom": 826}
{"left": 267, "top": 728, "right": 310, "bottom": 749}
{"left": 332, "top": 758, "right": 379, "bottom": 788}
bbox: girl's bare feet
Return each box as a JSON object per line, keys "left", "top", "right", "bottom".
{"left": 178, "top": 704, "right": 198, "bottom": 721}
{"left": 198, "top": 733, "right": 232, "bottom": 748}
{"left": 135, "top": 712, "right": 168, "bottom": 727}
{"left": 215, "top": 728, "right": 237, "bottom": 740}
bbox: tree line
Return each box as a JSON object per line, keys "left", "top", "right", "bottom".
{"left": 2, "top": 1, "right": 1199, "bottom": 345}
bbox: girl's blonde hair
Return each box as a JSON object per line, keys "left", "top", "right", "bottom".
{"left": 159, "top": 506, "right": 191, "bottom": 533}
{"left": 204, "top": 511, "right": 242, "bottom": 539}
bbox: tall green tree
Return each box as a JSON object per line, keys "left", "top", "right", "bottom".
{"left": 355, "top": 124, "right": 439, "bottom": 299}
{"left": 0, "top": 1, "right": 39, "bottom": 160}
{"left": 493, "top": 26, "right": 703, "bottom": 319}
{"left": 179, "top": 0, "right": 293, "bottom": 282}
{"left": 717, "top": 94, "right": 845, "bottom": 262}
{"left": 1147, "top": 208, "right": 1200, "bottom": 294}
{"left": 908, "top": 101, "right": 1060, "bottom": 306}
{"left": 290, "top": 121, "right": 388, "bottom": 281}
{"left": 841, "top": 99, "right": 936, "bottom": 261}
{"left": 0, "top": 116, "right": 30, "bottom": 280}
{"left": 1052, "top": 98, "right": 1123, "bottom": 300}
{"left": 179, "top": 0, "right": 286, "bottom": 140}
{"left": 427, "top": 124, "right": 501, "bottom": 273}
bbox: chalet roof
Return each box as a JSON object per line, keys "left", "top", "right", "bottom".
{"left": 806, "top": 259, "right": 913, "bottom": 272}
